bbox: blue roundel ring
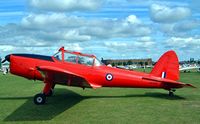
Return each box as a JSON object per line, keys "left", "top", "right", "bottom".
{"left": 106, "top": 73, "right": 113, "bottom": 81}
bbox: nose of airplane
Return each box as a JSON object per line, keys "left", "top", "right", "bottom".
{"left": 1, "top": 54, "right": 11, "bottom": 63}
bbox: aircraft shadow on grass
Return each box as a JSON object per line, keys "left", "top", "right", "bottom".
{"left": 2, "top": 88, "right": 185, "bottom": 122}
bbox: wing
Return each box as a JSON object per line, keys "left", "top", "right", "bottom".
{"left": 37, "top": 66, "right": 102, "bottom": 89}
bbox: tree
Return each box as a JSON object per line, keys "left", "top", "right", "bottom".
{"left": 123, "top": 61, "right": 127, "bottom": 66}
{"left": 127, "top": 60, "right": 133, "bottom": 65}
{"left": 139, "top": 61, "right": 143, "bottom": 67}
{"left": 145, "top": 62, "right": 148, "bottom": 67}
{"left": 111, "top": 62, "right": 115, "bottom": 66}
{"left": 117, "top": 62, "right": 122, "bottom": 65}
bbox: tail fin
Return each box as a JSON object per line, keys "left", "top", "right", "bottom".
{"left": 150, "top": 50, "right": 179, "bottom": 81}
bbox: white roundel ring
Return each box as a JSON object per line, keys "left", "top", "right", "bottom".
{"left": 106, "top": 73, "right": 113, "bottom": 81}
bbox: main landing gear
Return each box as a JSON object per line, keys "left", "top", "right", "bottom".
{"left": 34, "top": 93, "right": 46, "bottom": 105}
{"left": 168, "top": 89, "right": 176, "bottom": 97}
{"left": 34, "top": 82, "right": 55, "bottom": 105}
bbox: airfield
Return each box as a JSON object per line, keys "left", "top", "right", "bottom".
{"left": 0, "top": 69, "right": 200, "bottom": 124}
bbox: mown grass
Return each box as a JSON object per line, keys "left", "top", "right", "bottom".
{"left": 0, "top": 71, "right": 200, "bottom": 124}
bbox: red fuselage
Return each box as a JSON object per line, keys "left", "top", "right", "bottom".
{"left": 9, "top": 54, "right": 164, "bottom": 89}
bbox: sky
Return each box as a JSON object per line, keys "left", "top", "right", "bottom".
{"left": 0, "top": 0, "right": 200, "bottom": 61}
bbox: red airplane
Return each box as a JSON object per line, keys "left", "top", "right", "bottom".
{"left": 1, "top": 47, "right": 195, "bottom": 105}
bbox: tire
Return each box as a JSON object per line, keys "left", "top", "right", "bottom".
{"left": 169, "top": 92, "right": 174, "bottom": 97}
{"left": 34, "top": 93, "right": 46, "bottom": 105}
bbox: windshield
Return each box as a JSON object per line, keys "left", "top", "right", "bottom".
{"left": 64, "top": 52, "right": 94, "bottom": 66}
{"left": 53, "top": 51, "right": 62, "bottom": 61}
{"left": 64, "top": 53, "right": 77, "bottom": 63}
{"left": 77, "top": 56, "right": 93, "bottom": 66}
{"left": 94, "top": 58, "right": 103, "bottom": 66}
{"left": 53, "top": 51, "right": 103, "bottom": 66}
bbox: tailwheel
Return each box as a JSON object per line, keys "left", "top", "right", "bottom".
{"left": 168, "top": 89, "right": 176, "bottom": 97}
{"left": 169, "top": 91, "right": 174, "bottom": 97}
{"left": 34, "top": 93, "right": 46, "bottom": 105}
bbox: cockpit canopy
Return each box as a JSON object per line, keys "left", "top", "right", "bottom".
{"left": 53, "top": 47, "right": 103, "bottom": 66}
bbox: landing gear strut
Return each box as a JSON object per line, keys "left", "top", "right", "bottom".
{"left": 46, "top": 89, "right": 53, "bottom": 97}
{"left": 33, "top": 81, "right": 55, "bottom": 105}
{"left": 168, "top": 89, "right": 176, "bottom": 97}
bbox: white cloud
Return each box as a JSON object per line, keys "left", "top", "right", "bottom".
{"left": 125, "top": 15, "right": 141, "bottom": 25}
{"left": 150, "top": 4, "right": 191, "bottom": 23}
{"left": 104, "top": 42, "right": 128, "bottom": 48}
{"left": 165, "top": 37, "right": 200, "bottom": 50}
{"left": 21, "top": 13, "right": 151, "bottom": 40}
{"left": 163, "top": 36, "right": 200, "bottom": 60}
{"left": 0, "top": 45, "right": 15, "bottom": 52}
{"left": 103, "top": 37, "right": 156, "bottom": 52}
{"left": 132, "top": 36, "right": 155, "bottom": 50}
{"left": 39, "top": 30, "right": 91, "bottom": 41}
{"left": 64, "top": 43, "right": 83, "bottom": 51}
{"left": 29, "top": 0, "right": 103, "bottom": 12}
{"left": 0, "top": 13, "right": 152, "bottom": 57}
{"left": 159, "top": 20, "right": 200, "bottom": 36}
{"left": 101, "top": 36, "right": 157, "bottom": 59}
{"left": 21, "top": 13, "right": 85, "bottom": 29}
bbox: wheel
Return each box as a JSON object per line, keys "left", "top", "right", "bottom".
{"left": 34, "top": 93, "right": 46, "bottom": 105}
{"left": 46, "top": 89, "right": 53, "bottom": 97}
{"left": 169, "top": 91, "right": 174, "bottom": 97}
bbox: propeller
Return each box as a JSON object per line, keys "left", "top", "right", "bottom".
{"left": 1, "top": 54, "right": 11, "bottom": 63}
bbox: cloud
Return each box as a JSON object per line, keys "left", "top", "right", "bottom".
{"left": 132, "top": 36, "right": 156, "bottom": 50}
{"left": 103, "top": 36, "right": 156, "bottom": 52}
{"left": 0, "top": 24, "right": 51, "bottom": 47}
{"left": 0, "top": 45, "right": 15, "bottom": 52}
{"left": 163, "top": 36, "right": 200, "bottom": 60}
{"left": 39, "top": 30, "right": 92, "bottom": 41}
{"left": 173, "top": 20, "right": 200, "bottom": 32}
{"left": 21, "top": 13, "right": 84, "bottom": 29}
{"left": 125, "top": 15, "right": 141, "bottom": 25}
{"left": 159, "top": 20, "right": 200, "bottom": 36}
{"left": 104, "top": 42, "right": 128, "bottom": 48}
{"left": 150, "top": 4, "right": 191, "bottom": 23}
{"left": 165, "top": 37, "right": 200, "bottom": 50}
{"left": 101, "top": 36, "right": 157, "bottom": 59}
{"left": 63, "top": 43, "right": 83, "bottom": 51}
{"left": 29, "top": 0, "right": 103, "bottom": 12}
{"left": 21, "top": 13, "right": 151, "bottom": 40}
{"left": 0, "top": 13, "right": 151, "bottom": 57}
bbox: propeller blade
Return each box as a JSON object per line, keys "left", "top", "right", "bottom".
{"left": 5, "top": 55, "right": 10, "bottom": 62}
{"left": 1, "top": 59, "right": 6, "bottom": 63}
{"left": 1, "top": 54, "right": 11, "bottom": 63}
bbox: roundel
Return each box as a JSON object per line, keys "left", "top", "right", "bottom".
{"left": 106, "top": 73, "right": 113, "bottom": 81}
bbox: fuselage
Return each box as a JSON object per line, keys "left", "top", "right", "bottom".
{"left": 9, "top": 54, "right": 164, "bottom": 89}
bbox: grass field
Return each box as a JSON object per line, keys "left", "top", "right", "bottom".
{"left": 0, "top": 71, "right": 200, "bottom": 124}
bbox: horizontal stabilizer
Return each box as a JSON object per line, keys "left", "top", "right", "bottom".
{"left": 185, "top": 83, "right": 196, "bottom": 88}
{"left": 142, "top": 76, "right": 196, "bottom": 88}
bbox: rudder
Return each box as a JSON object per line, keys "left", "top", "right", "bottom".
{"left": 150, "top": 50, "right": 179, "bottom": 81}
